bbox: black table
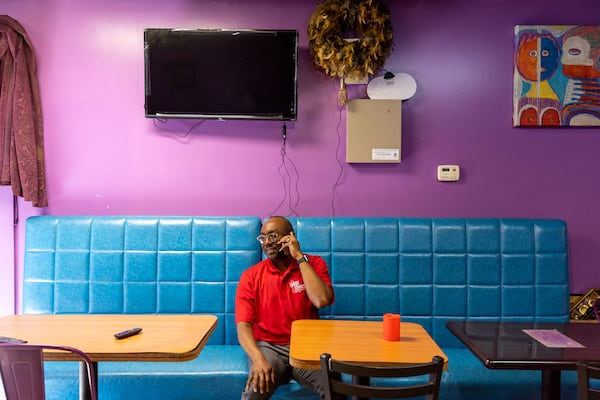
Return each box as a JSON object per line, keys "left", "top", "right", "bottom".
{"left": 446, "top": 320, "right": 600, "bottom": 400}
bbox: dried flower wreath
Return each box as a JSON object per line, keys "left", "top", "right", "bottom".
{"left": 308, "top": 0, "right": 393, "bottom": 105}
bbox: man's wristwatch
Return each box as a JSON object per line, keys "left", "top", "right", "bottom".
{"left": 296, "top": 254, "right": 309, "bottom": 265}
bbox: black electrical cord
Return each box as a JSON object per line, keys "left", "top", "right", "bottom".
{"left": 268, "top": 122, "right": 300, "bottom": 217}
{"left": 152, "top": 118, "right": 205, "bottom": 137}
{"left": 330, "top": 107, "right": 345, "bottom": 217}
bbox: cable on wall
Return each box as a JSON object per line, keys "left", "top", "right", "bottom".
{"left": 268, "top": 122, "right": 300, "bottom": 217}
{"left": 330, "top": 107, "right": 345, "bottom": 217}
{"left": 152, "top": 118, "right": 206, "bottom": 138}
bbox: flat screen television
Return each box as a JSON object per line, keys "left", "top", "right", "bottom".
{"left": 144, "top": 28, "right": 298, "bottom": 120}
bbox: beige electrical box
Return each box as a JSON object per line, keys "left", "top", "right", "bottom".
{"left": 346, "top": 99, "right": 402, "bottom": 163}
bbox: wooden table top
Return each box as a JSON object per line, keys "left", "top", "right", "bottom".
{"left": 289, "top": 319, "right": 448, "bottom": 370}
{"left": 0, "top": 314, "right": 217, "bottom": 362}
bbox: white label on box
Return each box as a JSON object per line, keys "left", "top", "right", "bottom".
{"left": 372, "top": 148, "right": 400, "bottom": 161}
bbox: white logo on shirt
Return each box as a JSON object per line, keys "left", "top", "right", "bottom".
{"left": 289, "top": 280, "right": 305, "bottom": 293}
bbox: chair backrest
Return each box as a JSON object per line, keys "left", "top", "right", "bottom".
{"left": 0, "top": 343, "right": 97, "bottom": 400}
{"left": 320, "top": 353, "right": 444, "bottom": 400}
{"left": 577, "top": 361, "right": 600, "bottom": 400}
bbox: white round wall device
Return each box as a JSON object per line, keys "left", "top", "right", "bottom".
{"left": 367, "top": 72, "right": 417, "bottom": 100}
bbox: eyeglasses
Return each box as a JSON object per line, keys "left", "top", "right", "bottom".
{"left": 256, "top": 232, "right": 281, "bottom": 245}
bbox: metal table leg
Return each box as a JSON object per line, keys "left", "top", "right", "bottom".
{"left": 541, "top": 369, "right": 561, "bottom": 400}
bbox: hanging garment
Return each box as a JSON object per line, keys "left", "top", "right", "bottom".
{"left": 0, "top": 15, "right": 46, "bottom": 207}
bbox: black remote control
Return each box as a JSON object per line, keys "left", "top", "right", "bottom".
{"left": 0, "top": 336, "right": 27, "bottom": 343}
{"left": 114, "top": 327, "right": 142, "bottom": 340}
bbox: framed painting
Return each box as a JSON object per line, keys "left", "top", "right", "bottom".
{"left": 513, "top": 25, "right": 600, "bottom": 127}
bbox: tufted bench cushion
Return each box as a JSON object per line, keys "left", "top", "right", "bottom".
{"left": 291, "top": 217, "right": 574, "bottom": 399}
{"left": 24, "top": 216, "right": 263, "bottom": 400}
{"left": 292, "top": 218, "right": 569, "bottom": 332}
{"left": 23, "top": 216, "right": 572, "bottom": 400}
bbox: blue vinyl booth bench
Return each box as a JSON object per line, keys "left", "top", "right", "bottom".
{"left": 22, "top": 216, "right": 575, "bottom": 400}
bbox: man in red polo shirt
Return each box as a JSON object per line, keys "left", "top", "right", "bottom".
{"left": 235, "top": 216, "right": 334, "bottom": 400}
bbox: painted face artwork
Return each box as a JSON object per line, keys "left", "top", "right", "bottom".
{"left": 560, "top": 26, "right": 600, "bottom": 125}
{"left": 513, "top": 25, "right": 600, "bottom": 127}
{"left": 561, "top": 26, "right": 600, "bottom": 79}
{"left": 514, "top": 29, "right": 562, "bottom": 126}
{"left": 517, "top": 33, "right": 561, "bottom": 82}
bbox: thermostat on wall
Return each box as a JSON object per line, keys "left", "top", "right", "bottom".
{"left": 437, "top": 165, "right": 460, "bottom": 182}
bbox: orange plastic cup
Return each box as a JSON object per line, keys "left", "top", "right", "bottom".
{"left": 383, "top": 313, "right": 401, "bottom": 341}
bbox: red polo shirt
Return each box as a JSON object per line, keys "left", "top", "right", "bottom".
{"left": 235, "top": 255, "right": 333, "bottom": 345}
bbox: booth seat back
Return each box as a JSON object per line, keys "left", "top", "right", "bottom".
{"left": 290, "top": 217, "right": 570, "bottom": 347}
{"left": 22, "top": 216, "right": 262, "bottom": 345}
{"left": 23, "top": 216, "right": 569, "bottom": 350}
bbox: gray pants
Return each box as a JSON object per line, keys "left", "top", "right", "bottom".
{"left": 240, "top": 341, "right": 325, "bottom": 400}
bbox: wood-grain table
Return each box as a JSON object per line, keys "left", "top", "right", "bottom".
{"left": 0, "top": 314, "right": 217, "bottom": 400}
{"left": 289, "top": 319, "right": 447, "bottom": 369}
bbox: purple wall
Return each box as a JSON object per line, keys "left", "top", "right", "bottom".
{"left": 2, "top": 0, "right": 600, "bottom": 313}
{"left": 0, "top": 192, "right": 14, "bottom": 315}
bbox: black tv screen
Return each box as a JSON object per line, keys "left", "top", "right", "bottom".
{"left": 144, "top": 29, "right": 298, "bottom": 120}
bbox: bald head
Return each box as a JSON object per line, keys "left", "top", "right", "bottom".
{"left": 263, "top": 216, "right": 293, "bottom": 235}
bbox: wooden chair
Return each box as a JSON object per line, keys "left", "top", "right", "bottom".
{"left": 319, "top": 353, "right": 444, "bottom": 400}
{"left": 0, "top": 343, "right": 97, "bottom": 400}
{"left": 577, "top": 361, "right": 600, "bottom": 400}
